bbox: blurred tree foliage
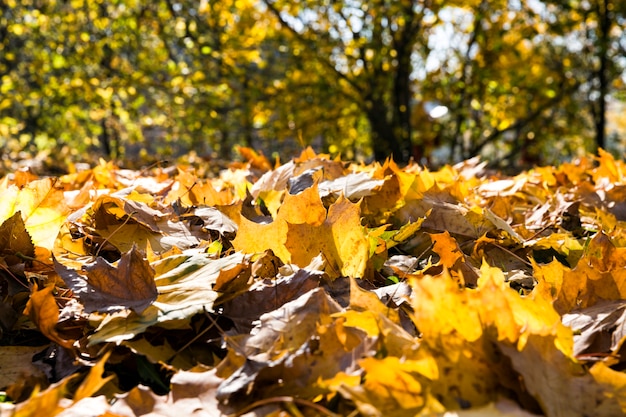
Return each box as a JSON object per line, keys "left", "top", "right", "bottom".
{"left": 0, "top": 0, "right": 624, "bottom": 169}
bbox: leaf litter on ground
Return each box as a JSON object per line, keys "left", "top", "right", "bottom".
{"left": 3, "top": 148, "right": 626, "bottom": 416}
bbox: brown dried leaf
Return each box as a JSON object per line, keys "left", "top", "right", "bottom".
{"left": 0, "top": 211, "right": 35, "bottom": 265}
{"left": 24, "top": 284, "right": 74, "bottom": 348}
{"left": 220, "top": 263, "right": 323, "bottom": 333}
{"left": 216, "top": 288, "right": 371, "bottom": 412}
{"left": 109, "top": 368, "right": 225, "bottom": 417}
{"left": 562, "top": 300, "right": 626, "bottom": 359}
{"left": 0, "top": 346, "right": 48, "bottom": 390}
{"left": 250, "top": 249, "right": 283, "bottom": 279}
{"left": 55, "top": 246, "right": 157, "bottom": 314}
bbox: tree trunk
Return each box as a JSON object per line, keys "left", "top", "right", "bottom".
{"left": 367, "top": 98, "right": 408, "bottom": 163}
{"left": 100, "top": 118, "right": 112, "bottom": 158}
{"left": 391, "top": 45, "right": 414, "bottom": 164}
{"left": 594, "top": 0, "right": 611, "bottom": 151}
{"left": 241, "top": 74, "right": 253, "bottom": 148}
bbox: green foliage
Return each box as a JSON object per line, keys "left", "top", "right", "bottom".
{"left": 0, "top": 0, "right": 624, "bottom": 169}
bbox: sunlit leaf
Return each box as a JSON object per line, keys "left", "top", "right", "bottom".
{"left": 286, "top": 195, "right": 369, "bottom": 278}
{"left": 0, "top": 178, "right": 70, "bottom": 249}
{"left": 87, "top": 253, "right": 246, "bottom": 345}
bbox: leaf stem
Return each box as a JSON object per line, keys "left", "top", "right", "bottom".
{"left": 233, "top": 396, "right": 341, "bottom": 417}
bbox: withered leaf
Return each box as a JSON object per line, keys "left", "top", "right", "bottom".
{"left": 87, "top": 253, "right": 245, "bottom": 346}
{"left": 106, "top": 368, "right": 224, "bottom": 416}
{"left": 189, "top": 206, "right": 238, "bottom": 235}
{"left": 24, "top": 284, "right": 74, "bottom": 349}
{"left": 55, "top": 245, "right": 157, "bottom": 314}
{"left": 318, "top": 171, "right": 385, "bottom": 199}
{"left": 562, "top": 300, "right": 626, "bottom": 359}
{"left": 0, "top": 211, "right": 35, "bottom": 265}
{"left": 250, "top": 249, "right": 283, "bottom": 278}
{"left": 220, "top": 264, "right": 323, "bottom": 333}
{"left": 0, "top": 346, "right": 48, "bottom": 390}
{"left": 217, "top": 288, "right": 371, "bottom": 410}
{"left": 15, "top": 150, "right": 626, "bottom": 417}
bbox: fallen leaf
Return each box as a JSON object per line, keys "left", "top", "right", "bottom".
{"left": 185, "top": 206, "right": 238, "bottom": 235}
{"left": 0, "top": 178, "right": 70, "bottom": 249}
{"left": 220, "top": 262, "right": 323, "bottom": 333}
{"left": 562, "top": 300, "right": 626, "bottom": 359}
{"left": 216, "top": 288, "right": 372, "bottom": 411}
{"left": 87, "top": 253, "right": 246, "bottom": 346}
{"left": 286, "top": 195, "right": 369, "bottom": 278}
{"left": 231, "top": 216, "right": 290, "bottom": 262}
{"left": 54, "top": 396, "right": 112, "bottom": 417}
{"left": 277, "top": 181, "right": 326, "bottom": 225}
{"left": 0, "top": 211, "right": 35, "bottom": 265}
{"left": 24, "top": 284, "right": 74, "bottom": 349}
{"left": 56, "top": 246, "right": 157, "bottom": 314}
{"left": 429, "top": 231, "right": 479, "bottom": 286}
{"left": 250, "top": 249, "right": 282, "bottom": 279}
{"left": 318, "top": 171, "right": 386, "bottom": 200}
{"left": 0, "top": 346, "right": 48, "bottom": 390}
{"left": 164, "top": 169, "right": 235, "bottom": 207}
{"left": 73, "top": 351, "right": 115, "bottom": 401}
{"left": 534, "top": 232, "right": 626, "bottom": 313}
{"left": 11, "top": 376, "right": 76, "bottom": 417}
{"left": 439, "top": 398, "right": 544, "bottom": 417}
{"left": 336, "top": 356, "right": 444, "bottom": 417}
{"left": 347, "top": 277, "right": 400, "bottom": 325}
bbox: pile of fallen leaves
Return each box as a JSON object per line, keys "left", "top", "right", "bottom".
{"left": 3, "top": 147, "right": 626, "bottom": 417}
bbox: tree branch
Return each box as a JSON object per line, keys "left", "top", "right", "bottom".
{"left": 261, "top": 0, "right": 365, "bottom": 104}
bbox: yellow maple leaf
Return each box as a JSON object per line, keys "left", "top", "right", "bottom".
{"left": 360, "top": 356, "right": 426, "bottom": 408}
{"left": 410, "top": 263, "right": 576, "bottom": 409}
{"left": 278, "top": 182, "right": 326, "bottom": 225}
{"left": 346, "top": 277, "right": 400, "bottom": 324}
{"left": 164, "top": 169, "right": 234, "bottom": 207}
{"left": 533, "top": 259, "right": 587, "bottom": 314}
{"left": 0, "top": 178, "right": 70, "bottom": 249}
{"left": 231, "top": 215, "right": 290, "bottom": 263}
{"left": 534, "top": 232, "right": 626, "bottom": 314}
{"left": 286, "top": 195, "right": 369, "bottom": 278}
{"left": 234, "top": 190, "right": 369, "bottom": 277}
{"left": 411, "top": 271, "right": 483, "bottom": 343}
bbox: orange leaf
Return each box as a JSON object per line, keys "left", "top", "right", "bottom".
{"left": 164, "top": 169, "right": 234, "bottom": 207}
{"left": 235, "top": 146, "right": 272, "bottom": 171}
{"left": 430, "top": 231, "right": 464, "bottom": 269}
{"left": 24, "top": 285, "right": 74, "bottom": 349}
{"left": 73, "top": 351, "right": 115, "bottom": 401}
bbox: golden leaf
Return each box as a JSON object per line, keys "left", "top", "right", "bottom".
{"left": 0, "top": 178, "right": 70, "bottom": 249}
{"left": 286, "top": 195, "right": 369, "bottom": 278}
{"left": 231, "top": 216, "right": 290, "bottom": 262}
{"left": 278, "top": 182, "right": 326, "bottom": 225}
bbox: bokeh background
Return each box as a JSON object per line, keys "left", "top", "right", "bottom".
{"left": 0, "top": 0, "right": 624, "bottom": 172}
